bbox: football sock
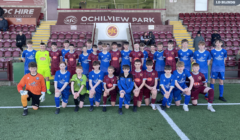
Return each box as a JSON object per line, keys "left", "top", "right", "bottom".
{"left": 133, "top": 95, "right": 138, "bottom": 106}
{"left": 74, "top": 99, "right": 79, "bottom": 106}
{"left": 119, "top": 97, "right": 124, "bottom": 108}
{"left": 151, "top": 98, "right": 156, "bottom": 104}
{"left": 86, "top": 81, "right": 89, "bottom": 90}
{"left": 208, "top": 89, "right": 214, "bottom": 103}
{"left": 55, "top": 97, "right": 60, "bottom": 108}
{"left": 103, "top": 96, "right": 107, "bottom": 106}
{"left": 23, "top": 106, "right": 28, "bottom": 110}
{"left": 89, "top": 97, "right": 94, "bottom": 106}
{"left": 205, "top": 93, "right": 208, "bottom": 97}
{"left": 184, "top": 95, "right": 191, "bottom": 105}
{"left": 208, "top": 103, "right": 212, "bottom": 107}
{"left": 162, "top": 97, "right": 167, "bottom": 106}
{"left": 210, "top": 84, "right": 214, "bottom": 90}
{"left": 21, "top": 94, "right": 28, "bottom": 107}
{"left": 219, "top": 85, "right": 224, "bottom": 97}
{"left": 46, "top": 81, "right": 50, "bottom": 90}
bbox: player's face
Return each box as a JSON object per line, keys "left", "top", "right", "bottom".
{"left": 112, "top": 45, "right": 117, "bottom": 50}
{"left": 157, "top": 45, "right": 163, "bottom": 51}
{"left": 199, "top": 45, "right": 205, "bottom": 51}
{"left": 140, "top": 46, "right": 144, "bottom": 51}
{"left": 123, "top": 45, "right": 129, "bottom": 50}
{"left": 108, "top": 68, "right": 114, "bottom": 75}
{"left": 182, "top": 42, "right": 188, "bottom": 49}
{"left": 29, "top": 67, "right": 37, "bottom": 74}
{"left": 40, "top": 45, "right": 46, "bottom": 51}
{"left": 82, "top": 47, "right": 87, "bottom": 52}
{"left": 134, "top": 62, "right": 141, "bottom": 69}
{"left": 192, "top": 66, "right": 200, "bottom": 73}
{"left": 164, "top": 70, "right": 172, "bottom": 74}
{"left": 76, "top": 68, "right": 83, "bottom": 75}
{"left": 151, "top": 46, "right": 155, "bottom": 52}
{"left": 123, "top": 68, "right": 130, "bottom": 74}
{"left": 51, "top": 45, "right": 57, "bottom": 50}
{"left": 86, "top": 42, "right": 92, "bottom": 47}
{"left": 59, "top": 63, "right": 66, "bottom": 71}
{"left": 27, "top": 44, "right": 32, "bottom": 49}
{"left": 64, "top": 43, "right": 69, "bottom": 49}
{"left": 69, "top": 46, "right": 74, "bottom": 51}
{"left": 93, "top": 64, "right": 100, "bottom": 70}
{"left": 103, "top": 47, "right": 107, "bottom": 51}
{"left": 134, "top": 44, "right": 139, "bottom": 50}
{"left": 93, "top": 47, "right": 98, "bottom": 52}
{"left": 215, "top": 41, "right": 222, "bottom": 48}
{"left": 98, "top": 45, "right": 102, "bottom": 50}
{"left": 146, "top": 65, "right": 153, "bottom": 70}
{"left": 177, "top": 66, "right": 184, "bottom": 72}
{"left": 118, "top": 46, "right": 122, "bottom": 51}
{"left": 167, "top": 43, "right": 173, "bottom": 49}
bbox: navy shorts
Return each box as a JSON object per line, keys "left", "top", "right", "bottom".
{"left": 95, "top": 92, "right": 102, "bottom": 103}
{"left": 161, "top": 89, "right": 173, "bottom": 106}
{"left": 211, "top": 72, "right": 225, "bottom": 80}
{"left": 173, "top": 84, "right": 187, "bottom": 101}
{"left": 61, "top": 88, "right": 71, "bottom": 103}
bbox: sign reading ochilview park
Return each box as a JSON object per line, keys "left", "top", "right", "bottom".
{"left": 214, "top": 0, "right": 240, "bottom": 6}
{"left": 56, "top": 12, "right": 162, "bottom": 25}
{"left": 2, "top": 7, "right": 41, "bottom": 18}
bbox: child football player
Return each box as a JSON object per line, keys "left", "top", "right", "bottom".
{"left": 97, "top": 41, "right": 103, "bottom": 53}
{"left": 98, "top": 45, "right": 111, "bottom": 76}
{"left": 129, "top": 43, "right": 144, "bottom": 72}
{"left": 88, "top": 45, "right": 99, "bottom": 72}
{"left": 131, "top": 59, "right": 146, "bottom": 112}
{"left": 173, "top": 61, "right": 194, "bottom": 111}
{"left": 86, "top": 39, "right": 93, "bottom": 54}
{"left": 35, "top": 42, "right": 51, "bottom": 94}
{"left": 139, "top": 43, "right": 148, "bottom": 71}
{"left": 64, "top": 44, "right": 79, "bottom": 78}
{"left": 148, "top": 44, "right": 156, "bottom": 70}
{"left": 191, "top": 63, "right": 215, "bottom": 112}
{"left": 17, "top": 62, "right": 46, "bottom": 116}
{"left": 22, "top": 41, "right": 37, "bottom": 75}
{"left": 163, "top": 40, "right": 178, "bottom": 72}
{"left": 49, "top": 42, "right": 62, "bottom": 78}
{"left": 154, "top": 42, "right": 165, "bottom": 78}
{"left": 79, "top": 46, "right": 89, "bottom": 77}
{"left": 118, "top": 65, "right": 134, "bottom": 115}
{"left": 120, "top": 42, "right": 132, "bottom": 73}
{"left": 144, "top": 60, "right": 158, "bottom": 110}
{"left": 210, "top": 39, "right": 227, "bottom": 102}
{"left": 110, "top": 42, "right": 121, "bottom": 76}
{"left": 71, "top": 66, "right": 88, "bottom": 112}
{"left": 117, "top": 44, "right": 123, "bottom": 51}
{"left": 193, "top": 41, "right": 211, "bottom": 100}
{"left": 102, "top": 66, "right": 118, "bottom": 112}
{"left": 178, "top": 39, "right": 193, "bottom": 71}
{"left": 88, "top": 61, "right": 104, "bottom": 111}
{"left": 61, "top": 40, "right": 70, "bottom": 63}
{"left": 160, "top": 65, "right": 175, "bottom": 111}
{"left": 54, "top": 62, "right": 71, "bottom": 114}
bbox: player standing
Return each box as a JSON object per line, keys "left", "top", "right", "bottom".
{"left": 139, "top": 43, "right": 148, "bottom": 71}
{"left": 61, "top": 40, "right": 70, "bottom": 63}
{"left": 129, "top": 43, "right": 144, "bottom": 72}
{"left": 163, "top": 40, "right": 178, "bottom": 73}
{"left": 64, "top": 44, "right": 79, "bottom": 78}
{"left": 79, "top": 46, "right": 89, "bottom": 77}
{"left": 109, "top": 42, "right": 121, "bottom": 76}
{"left": 88, "top": 45, "right": 99, "bottom": 72}
{"left": 178, "top": 39, "right": 193, "bottom": 71}
{"left": 148, "top": 44, "right": 156, "bottom": 70}
{"left": 120, "top": 42, "right": 132, "bottom": 73}
{"left": 86, "top": 39, "right": 93, "bottom": 54}
{"left": 97, "top": 41, "right": 103, "bottom": 54}
{"left": 49, "top": 42, "right": 62, "bottom": 78}
{"left": 98, "top": 45, "right": 111, "bottom": 76}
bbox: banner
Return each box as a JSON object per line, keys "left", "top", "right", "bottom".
{"left": 56, "top": 12, "right": 162, "bottom": 25}
{"left": 214, "top": 0, "right": 240, "bottom": 6}
{"left": 2, "top": 7, "right": 41, "bottom": 18}
{"left": 0, "top": 0, "right": 44, "bottom": 6}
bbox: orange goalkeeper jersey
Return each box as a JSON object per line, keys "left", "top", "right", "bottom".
{"left": 17, "top": 73, "right": 46, "bottom": 95}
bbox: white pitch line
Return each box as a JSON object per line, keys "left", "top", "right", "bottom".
{"left": 156, "top": 105, "right": 190, "bottom": 140}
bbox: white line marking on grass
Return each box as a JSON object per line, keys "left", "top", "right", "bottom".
{"left": 156, "top": 105, "right": 190, "bottom": 140}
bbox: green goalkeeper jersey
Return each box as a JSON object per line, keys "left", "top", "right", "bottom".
{"left": 71, "top": 74, "right": 88, "bottom": 95}
{"left": 35, "top": 50, "right": 50, "bottom": 68}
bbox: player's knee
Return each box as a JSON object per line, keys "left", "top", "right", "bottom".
{"left": 219, "top": 80, "right": 224, "bottom": 85}
{"left": 125, "top": 106, "right": 129, "bottom": 109}
{"left": 111, "top": 103, "right": 115, "bottom": 106}
{"left": 166, "top": 105, "right": 170, "bottom": 108}
{"left": 186, "top": 91, "right": 191, "bottom": 95}
{"left": 164, "top": 94, "right": 169, "bottom": 98}
{"left": 32, "top": 106, "right": 38, "bottom": 110}
{"left": 120, "top": 93, "right": 124, "bottom": 98}
{"left": 103, "top": 92, "right": 108, "bottom": 96}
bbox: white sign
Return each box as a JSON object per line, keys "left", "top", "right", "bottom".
{"left": 148, "top": 25, "right": 155, "bottom": 30}
{"left": 70, "top": 25, "right": 77, "bottom": 30}
{"left": 96, "top": 23, "right": 129, "bottom": 41}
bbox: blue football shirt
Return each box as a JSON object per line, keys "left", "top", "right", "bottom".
{"left": 87, "top": 48, "right": 93, "bottom": 54}
{"left": 178, "top": 49, "right": 193, "bottom": 71}
{"left": 61, "top": 49, "right": 70, "bottom": 62}
{"left": 89, "top": 70, "right": 104, "bottom": 93}
{"left": 210, "top": 49, "right": 227, "bottom": 72}
{"left": 173, "top": 69, "right": 192, "bottom": 88}
{"left": 154, "top": 50, "right": 165, "bottom": 72}
{"left": 193, "top": 50, "right": 211, "bottom": 74}
{"left": 22, "top": 49, "right": 37, "bottom": 70}
{"left": 98, "top": 52, "right": 111, "bottom": 73}
{"left": 54, "top": 70, "right": 71, "bottom": 89}
{"left": 79, "top": 53, "right": 89, "bottom": 75}
{"left": 160, "top": 74, "right": 175, "bottom": 91}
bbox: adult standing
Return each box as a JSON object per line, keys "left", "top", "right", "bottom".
{"left": 0, "top": 17, "right": 8, "bottom": 32}
{"left": 148, "top": 31, "right": 155, "bottom": 45}
{"left": 16, "top": 31, "right": 26, "bottom": 51}
{"left": 211, "top": 30, "right": 221, "bottom": 47}
{"left": 0, "top": 7, "right": 4, "bottom": 17}
{"left": 193, "top": 31, "right": 205, "bottom": 51}
{"left": 141, "top": 32, "right": 155, "bottom": 46}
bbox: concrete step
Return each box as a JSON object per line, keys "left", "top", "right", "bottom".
{"left": 174, "top": 34, "right": 191, "bottom": 37}
{"left": 176, "top": 38, "right": 192, "bottom": 41}
{"left": 173, "top": 30, "right": 188, "bottom": 33}
{"left": 32, "top": 37, "right": 50, "bottom": 39}
{"left": 34, "top": 35, "right": 50, "bottom": 36}
{"left": 32, "top": 39, "right": 48, "bottom": 42}
{"left": 175, "top": 36, "right": 191, "bottom": 39}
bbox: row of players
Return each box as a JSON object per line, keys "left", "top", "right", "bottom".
{"left": 17, "top": 60, "right": 215, "bottom": 116}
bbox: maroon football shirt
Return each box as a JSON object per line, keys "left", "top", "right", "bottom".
{"left": 163, "top": 49, "right": 178, "bottom": 71}
{"left": 110, "top": 50, "right": 121, "bottom": 68}
{"left": 129, "top": 50, "right": 144, "bottom": 71}
{"left": 131, "top": 70, "right": 146, "bottom": 87}
{"left": 144, "top": 70, "right": 158, "bottom": 87}
{"left": 191, "top": 72, "right": 206, "bottom": 90}
{"left": 49, "top": 50, "right": 62, "bottom": 68}
{"left": 64, "top": 52, "right": 79, "bottom": 68}
{"left": 103, "top": 75, "right": 117, "bottom": 90}
{"left": 88, "top": 53, "right": 98, "bottom": 72}
{"left": 147, "top": 51, "right": 156, "bottom": 70}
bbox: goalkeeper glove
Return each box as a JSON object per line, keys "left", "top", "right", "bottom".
{"left": 20, "top": 90, "right": 28, "bottom": 96}
{"left": 39, "top": 92, "right": 45, "bottom": 102}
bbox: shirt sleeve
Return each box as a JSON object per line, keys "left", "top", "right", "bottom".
{"left": 207, "top": 52, "right": 211, "bottom": 60}
{"left": 54, "top": 71, "right": 58, "bottom": 82}
{"left": 129, "top": 52, "right": 132, "bottom": 58}
{"left": 99, "top": 72, "right": 104, "bottom": 81}
{"left": 88, "top": 54, "right": 91, "bottom": 61}
{"left": 224, "top": 50, "right": 227, "bottom": 58}
{"left": 64, "top": 53, "right": 68, "bottom": 60}
{"left": 193, "top": 52, "right": 196, "bottom": 61}
{"left": 17, "top": 75, "right": 26, "bottom": 92}
{"left": 70, "top": 75, "right": 76, "bottom": 82}
{"left": 98, "top": 53, "right": 101, "bottom": 61}
{"left": 65, "top": 72, "right": 71, "bottom": 83}
{"left": 170, "top": 76, "right": 176, "bottom": 87}
{"left": 22, "top": 51, "right": 25, "bottom": 58}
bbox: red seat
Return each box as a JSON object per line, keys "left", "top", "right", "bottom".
{"left": 13, "top": 51, "right": 20, "bottom": 57}
{"left": 163, "top": 41, "right": 168, "bottom": 47}
{"left": 225, "top": 26, "right": 231, "bottom": 31}
{"left": 10, "top": 33, "right": 17, "bottom": 39}
{"left": 206, "top": 26, "right": 212, "bottom": 31}
{"left": 77, "top": 42, "right": 84, "bottom": 48}
{"left": 232, "top": 33, "right": 238, "bottom": 39}
{"left": 86, "top": 34, "right": 92, "bottom": 39}
{"left": 133, "top": 34, "right": 139, "bottom": 39}
{"left": 51, "top": 33, "right": 58, "bottom": 39}
{"left": 0, "top": 49, "right": 4, "bottom": 57}
{"left": 11, "top": 41, "right": 17, "bottom": 48}
{"left": 9, "top": 26, "right": 15, "bottom": 32}
{"left": 75, "top": 49, "right": 82, "bottom": 55}
{"left": 159, "top": 34, "right": 165, "bottom": 39}
{"left": 179, "top": 13, "right": 184, "bottom": 20}
{"left": 205, "top": 41, "right": 211, "bottom": 47}
{"left": 153, "top": 33, "right": 159, "bottom": 39}
{"left": 3, "top": 41, "right": 11, "bottom": 48}
{"left": 72, "top": 33, "right": 79, "bottom": 39}
{"left": 58, "top": 33, "right": 65, "bottom": 39}
{"left": 192, "top": 33, "right": 197, "bottom": 38}
{"left": 225, "top": 41, "right": 233, "bottom": 47}
{"left": 232, "top": 41, "right": 239, "bottom": 47}
{"left": 15, "top": 26, "right": 22, "bottom": 32}
{"left": 4, "top": 50, "right": 12, "bottom": 57}
{"left": 194, "top": 26, "right": 200, "bottom": 31}
{"left": 183, "top": 20, "right": 189, "bottom": 25}
{"left": 226, "top": 56, "right": 236, "bottom": 66}
{"left": 3, "top": 32, "right": 10, "bottom": 39}
{"left": 65, "top": 33, "right": 72, "bottom": 39}
{"left": 225, "top": 33, "right": 232, "bottom": 39}
{"left": 233, "top": 50, "right": 239, "bottom": 55}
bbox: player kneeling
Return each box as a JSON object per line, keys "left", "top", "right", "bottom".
{"left": 17, "top": 62, "right": 46, "bottom": 116}
{"left": 54, "top": 62, "right": 71, "bottom": 114}
{"left": 160, "top": 65, "right": 175, "bottom": 111}
{"left": 71, "top": 66, "right": 88, "bottom": 112}
{"left": 144, "top": 60, "right": 158, "bottom": 110}
{"left": 118, "top": 65, "right": 134, "bottom": 115}
{"left": 102, "top": 66, "right": 118, "bottom": 112}
{"left": 191, "top": 63, "right": 215, "bottom": 112}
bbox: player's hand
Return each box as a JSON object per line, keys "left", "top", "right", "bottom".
{"left": 55, "top": 88, "right": 60, "bottom": 93}
{"left": 20, "top": 90, "right": 28, "bottom": 96}
{"left": 120, "top": 90, "right": 125, "bottom": 94}
{"left": 165, "top": 91, "right": 170, "bottom": 96}
{"left": 39, "top": 92, "right": 45, "bottom": 102}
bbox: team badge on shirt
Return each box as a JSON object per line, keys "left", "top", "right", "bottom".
{"left": 36, "top": 77, "right": 39, "bottom": 80}
{"left": 198, "top": 76, "right": 202, "bottom": 80}
{"left": 138, "top": 53, "right": 141, "bottom": 56}
{"left": 152, "top": 73, "right": 155, "bottom": 75}
{"left": 140, "top": 73, "right": 143, "bottom": 76}
{"left": 171, "top": 52, "right": 174, "bottom": 54}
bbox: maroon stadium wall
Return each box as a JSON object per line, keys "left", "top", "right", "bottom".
{"left": 50, "top": 25, "right": 94, "bottom": 33}
{"left": 131, "top": 25, "right": 173, "bottom": 33}
{"left": 2, "top": 7, "right": 41, "bottom": 18}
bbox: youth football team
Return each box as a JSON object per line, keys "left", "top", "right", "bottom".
{"left": 17, "top": 38, "right": 227, "bottom": 116}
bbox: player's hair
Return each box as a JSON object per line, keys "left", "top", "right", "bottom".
{"left": 134, "top": 59, "right": 141, "bottom": 64}
{"left": 176, "top": 61, "right": 185, "bottom": 67}
{"left": 87, "top": 39, "right": 92, "bottom": 44}
{"left": 157, "top": 42, "right": 163, "bottom": 46}
{"left": 76, "top": 66, "right": 83, "bottom": 70}
{"left": 51, "top": 42, "right": 57, "bottom": 46}
{"left": 181, "top": 39, "right": 189, "bottom": 44}
{"left": 146, "top": 60, "right": 153, "bottom": 66}
{"left": 139, "top": 43, "right": 145, "bottom": 47}
{"left": 168, "top": 40, "right": 174, "bottom": 44}
{"left": 59, "top": 62, "right": 66, "bottom": 66}
{"left": 82, "top": 46, "right": 87, "bottom": 48}
{"left": 123, "top": 42, "right": 129, "bottom": 45}
{"left": 28, "top": 62, "right": 37, "bottom": 68}
{"left": 64, "top": 40, "right": 69, "bottom": 43}
{"left": 215, "top": 39, "right": 223, "bottom": 44}
{"left": 122, "top": 65, "right": 130, "bottom": 70}
{"left": 69, "top": 44, "right": 74, "bottom": 47}
{"left": 151, "top": 44, "right": 156, "bottom": 48}
{"left": 164, "top": 65, "right": 172, "bottom": 70}
{"left": 117, "top": 44, "right": 122, "bottom": 48}
{"left": 102, "top": 44, "right": 107, "bottom": 48}
{"left": 40, "top": 42, "right": 45, "bottom": 46}
{"left": 108, "top": 66, "right": 115, "bottom": 70}
{"left": 192, "top": 63, "right": 200, "bottom": 67}
{"left": 93, "top": 60, "right": 100, "bottom": 66}
{"left": 98, "top": 41, "right": 102, "bottom": 45}
{"left": 27, "top": 40, "right": 33, "bottom": 44}
{"left": 93, "top": 44, "right": 97, "bottom": 48}
{"left": 198, "top": 41, "right": 205, "bottom": 46}
{"left": 111, "top": 42, "right": 117, "bottom": 46}
{"left": 134, "top": 42, "right": 139, "bottom": 45}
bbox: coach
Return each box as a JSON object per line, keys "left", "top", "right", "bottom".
{"left": 211, "top": 30, "right": 221, "bottom": 47}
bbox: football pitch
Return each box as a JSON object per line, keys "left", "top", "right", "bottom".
{"left": 1, "top": 84, "right": 240, "bottom": 140}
